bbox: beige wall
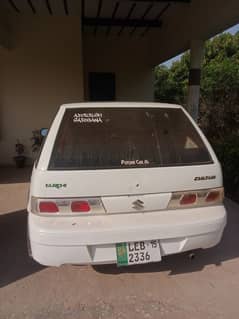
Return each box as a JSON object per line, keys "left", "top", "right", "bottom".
{"left": 0, "top": 16, "right": 84, "bottom": 165}
{"left": 0, "top": 19, "right": 155, "bottom": 166}
{"left": 84, "top": 35, "right": 154, "bottom": 102}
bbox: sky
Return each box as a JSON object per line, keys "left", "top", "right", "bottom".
{"left": 227, "top": 24, "right": 239, "bottom": 35}
{"left": 163, "top": 23, "right": 239, "bottom": 67}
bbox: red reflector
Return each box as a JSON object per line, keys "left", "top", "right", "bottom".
{"left": 180, "top": 193, "right": 197, "bottom": 205}
{"left": 71, "top": 201, "right": 90, "bottom": 212}
{"left": 39, "top": 201, "right": 59, "bottom": 213}
{"left": 206, "top": 191, "right": 220, "bottom": 202}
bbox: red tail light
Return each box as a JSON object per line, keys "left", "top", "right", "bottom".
{"left": 168, "top": 187, "right": 224, "bottom": 209}
{"left": 31, "top": 197, "right": 104, "bottom": 215}
{"left": 206, "top": 191, "right": 220, "bottom": 202}
{"left": 39, "top": 201, "right": 59, "bottom": 213}
{"left": 180, "top": 193, "right": 197, "bottom": 205}
{"left": 71, "top": 201, "right": 91, "bottom": 212}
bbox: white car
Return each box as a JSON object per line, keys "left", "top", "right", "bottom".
{"left": 27, "top": 102, "right": 226, "bottom": 267}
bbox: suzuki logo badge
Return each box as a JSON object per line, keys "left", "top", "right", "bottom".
{"left": 132, "top": 199, "right": 144, "bottom": 210}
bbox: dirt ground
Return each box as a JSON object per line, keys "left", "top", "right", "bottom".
{"left": 0, "top": 168, "right": 239, "bottom": 319}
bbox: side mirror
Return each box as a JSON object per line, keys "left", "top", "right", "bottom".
{"left": 40, "top": 128, "right": 48, "bottom": 137}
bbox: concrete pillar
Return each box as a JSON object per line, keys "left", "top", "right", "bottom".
{"left": 187, "top": 40, "right": 204, "bottom": 121}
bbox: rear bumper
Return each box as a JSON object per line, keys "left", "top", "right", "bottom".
{"left": 28, "top": 205, "right": 226, "bottom": 266}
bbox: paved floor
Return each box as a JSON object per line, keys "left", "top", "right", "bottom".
{"left": 0, "top": 168, "right": 239, "bottom": 319}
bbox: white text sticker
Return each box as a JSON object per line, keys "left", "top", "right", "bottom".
{"left": 73, "top": 113, "right": 103, "bottom": 124}
{"left": 121, "top": 160, "right": 150, "bottom": 166}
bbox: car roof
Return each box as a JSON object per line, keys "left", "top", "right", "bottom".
{"left": 60, "top": 102, "right": 182, "bottom": 110}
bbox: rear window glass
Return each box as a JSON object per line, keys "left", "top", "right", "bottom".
{"left": 48, "top": 107, "right": 213, "bottom": 170}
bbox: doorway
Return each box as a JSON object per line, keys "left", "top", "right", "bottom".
{"left": 88, "top": 72, "right": 116, "bottom": 101}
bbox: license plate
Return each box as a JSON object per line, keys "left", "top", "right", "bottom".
{"left": 116, "top": 240, "right": 161, "bottom": 266}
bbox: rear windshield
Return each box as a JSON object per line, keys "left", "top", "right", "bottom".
{"left": 48, "top": 107, "right": 213, "bottom": 170}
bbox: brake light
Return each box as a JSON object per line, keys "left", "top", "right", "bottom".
{"left": 206, "top": 190, "right": 220, "bottom": 202}
{"left": 39, "top": 201, "right": 59, "bottom": 213}
{"left": 180, "top": 193, "right": 197, "bottom": 205}
{"left": 71, "top": 201, "right": 90, "bottom": 212}
{"left": 168, "top": 187, "right": 224, "bottom": 209}
{"left": 31, "top": 197, "right": 104, "bottom": 215}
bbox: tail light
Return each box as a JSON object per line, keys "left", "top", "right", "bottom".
{"left": 39, "top": 201, "right": 59, "bottom": 213}
{"left": 71, "top": 201, "right": 90, "bottom": 212}
{"left": 31, "top": 197, "right": 105, "bottom": 215}
{"left": 168, "top": 187, "right": 224, "bottom": 209}
{"left": 205, "top": 190, "right": 221, "bottom": 202}
{"left": 180, "top": 193, "right": 197, "bottom": 205}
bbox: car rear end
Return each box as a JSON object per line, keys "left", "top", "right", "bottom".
{"left": 28, "top": 103, "right": 226, "bottom": 267}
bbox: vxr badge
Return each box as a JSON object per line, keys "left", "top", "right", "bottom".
{"left": 132, "top": 199, "right": 144, "bottom": 210}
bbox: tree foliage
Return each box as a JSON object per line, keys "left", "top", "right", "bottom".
{"left": 154, "top": 52, "right": 190, "bottom": 105}
{"left": 154, "top": 32, "right": 239, "bottom": 195}
{"left": 154, "top": 32, "right": 239, "bottom": 141}
{"left": 200, "top": 33, "right": 239, "bottom": 141}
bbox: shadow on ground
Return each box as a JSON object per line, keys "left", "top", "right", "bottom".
{"left": 93, "top": 199, "right": 239, "bottom": 276}
{"left": 0, "top": 210, "right": 45, "bottom": 288}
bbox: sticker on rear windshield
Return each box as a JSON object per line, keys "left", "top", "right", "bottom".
{"left": 73, "top": 112, "right": 103, "bottom": 124}
{"left": 121, "top": 160, "right": 150, "bottom": 166}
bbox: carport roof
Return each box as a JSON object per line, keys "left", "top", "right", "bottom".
{"left": 82, "top": 0, "right": 191, "bottom": 37}
{"left": 0, "top": 0, "right": 238, "bottom": 64}
{"left": 4, "top": 0, "right": 190, "bottom": 37}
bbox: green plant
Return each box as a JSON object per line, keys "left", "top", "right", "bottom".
{"left": 213, "top": 136, "right": 239, "bottom": 196}
{"left": 14, "top": 140, "right": 26, "bottom": 168}
{"left": 31, "top": 130, "right": 43, "bottom": 153}
{"left": 15, "top": 140, "right": 25, "bottom": 156}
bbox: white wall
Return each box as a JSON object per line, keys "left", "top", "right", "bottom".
{"left": 0, "top": 16, "right": 84, "bottom": 165}
{"left": 84, "top": 35, "right": 154, "bottom": 102}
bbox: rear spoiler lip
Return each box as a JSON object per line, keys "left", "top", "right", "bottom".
{"left": 60, "top": 102, "right": 182, "bottom": 111}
